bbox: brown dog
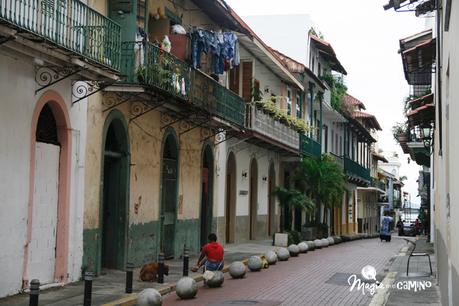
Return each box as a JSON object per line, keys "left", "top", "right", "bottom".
{"left": 140, "top": 262, "right": 169, "bottom": 282}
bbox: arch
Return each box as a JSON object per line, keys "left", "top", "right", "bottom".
{"left": 23, "top": 90, "right": 72, "bottom": 286}
{"left": 225, "top": 151, "right": 237, "bottom": 243}
{"left": 99, "top": 110, "right": 130, "bottom": 271}
{"left": 249, "top": 158, "right": 258, "bottom": 240}
{"left": 200, "top": 143, "right": 214, "bottom": 247}
{"left": 159, "top": 128, "right": 179, "bottom": 258}
{"left": 268, "top": 161, "right": 276, "bottom": 236}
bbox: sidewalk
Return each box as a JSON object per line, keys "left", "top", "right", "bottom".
{"left": 0, "top": 240, "right": 273, "bottom": 306}
{"left": 371, "top": 235, "right": 441, "bottom": 306}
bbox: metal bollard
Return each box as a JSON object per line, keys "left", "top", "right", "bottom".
{"left": 125, "top": 262, "right": 134, "bottom": 293}
{"left": 83, "top": 272, "right": 94, "bottom": 306}
{"left": 29, "top": 279, "right": 40, "bottom": 306}
{"left": 183, "top": 247, "right": 189, "bottom": 276}
{"left": 157, "top": 252, "right": 165, "bottom": 284}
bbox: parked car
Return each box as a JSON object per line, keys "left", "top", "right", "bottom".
{"left": 403, "top": 222, "right": 416, "bottom": 236}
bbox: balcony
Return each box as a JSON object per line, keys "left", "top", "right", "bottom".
{"left": 343, "top": 156, "right": 371, "bottom": 182}
{"left": 300, "top": 134, "right": 321, "bottom": 158}
{"left": 0, "top": 0, "right": 121, "bottom": 70}
{"left": 120, "top": 41, "right": 191, "bottom": 100}
{"left": 371, "top": 178, "right": 386, "bottom": 191}
{"left": 191, "top": 69, "right": 245, "bottom": 127}
{"left": 329, "top": 153, "right": 344, "bottom": 169}
{"left": 120, "top": 41, "right": 245, "bottom": 127}
{"left": 246, "top": 105, "right": 299, "bottom": 151}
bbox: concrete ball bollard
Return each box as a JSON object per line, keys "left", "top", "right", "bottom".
{"left": 248, "top": 256, "right": 263, "bottom": 271}
{"left": 264, "top": 250, "right": 278, "bottom": 265}
{"left": 175, "top": 277, "right": 198, "bottom": 299}
{"left": 276, "top": 247, "right": 290, "bottom": 261}
{"left": 298, "top": 242, "right": 309, "bottom": 253}
{"left": 306, "top": 241, "right": 316, "bottom": 251}
{"left": 321, "top": 238, "right": 330, "bottom": 247}
{"left": 207, "top": 271, "right": 225, "bottom": 288}
{"left": 333, "top": 236, "right": 342, "bottom": 244}
{"left": 313, "top": 239, "right": 323, "bottom": 249}
{"left": 137, "top": 288, "right": 162, "bottom": 306}
{"left": 229, "top": 261, "right": 247, "bottom": 279}
{"left": 288, "top": 244, "right": 300, "bottom": 257}
{"left": 327, "top": 237, "right": 335, "bottom": 245}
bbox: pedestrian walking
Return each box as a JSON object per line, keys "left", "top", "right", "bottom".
{"left": 396, "top": 218, "right": 404, "bottom": 236}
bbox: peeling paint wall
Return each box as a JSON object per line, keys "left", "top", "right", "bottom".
{"left": 83, "top": 95, "right": 209, "bottom": 270}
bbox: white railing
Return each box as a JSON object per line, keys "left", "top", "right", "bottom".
{"left": 249, "top": 106, "right": 299, "bottom": 150}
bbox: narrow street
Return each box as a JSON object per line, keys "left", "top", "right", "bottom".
{"left": 163, "top": 238, "right": 405, "bottom": 306}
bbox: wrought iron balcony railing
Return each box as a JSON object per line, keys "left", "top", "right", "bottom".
{"left": 120, "top": 41, "right": 245, "bottom": 127}
{"left": 343, "top": 156, "right": 371, "bottom": 182}
{"left": 191, "top": 69, "right": 245, "bottom": 127}
{"left": 371, "top": 178, "right": 386, "bottom": 191}
{"left": 246, "top": 105, "right": 300, "bottom": 150}
{"left": 120, "top": 41, "right": 191, "bottom": 100}
{"left": 329, "top": 152, "right": 344, "bottom": 169}
{"left": 0, "top": 0, "right": 121, "bottom": 70}
{"left": 300, "top": 134, "right": 321, "bottom": 158}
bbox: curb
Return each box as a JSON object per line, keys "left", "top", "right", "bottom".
{"left": 101, "top": 258, "right": 249, "bottom": 306}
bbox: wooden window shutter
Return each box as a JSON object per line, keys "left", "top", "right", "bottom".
{"left": 229, "top": 66, "right": 240, "bottom": 95}
{"left": 242, "top": 62, "right": 253, "bottom": 102}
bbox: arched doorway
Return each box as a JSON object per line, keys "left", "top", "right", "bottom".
{"left": 268, "top": 162, "right": 276, "bottom": 236}
{"left": 101, "top": 112, "right": 129, "bottom": 270}
{"left": 225, "top": 152, "right": 236, "bottom": 243}
{"left": 28, "top": 102, "right": 70, "bottom": 284}
{"left": 249, "top": 158, "right": 258, "bottom": 240}
{"left": 200, "top": 145, "right": 213, "bottom": 247}
{"left": 160, "top": 131, "right": 179, "bottom": 259}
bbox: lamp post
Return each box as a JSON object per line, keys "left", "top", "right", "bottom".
{"left": 419, "top": 123, "right": 433, "bottom": 149}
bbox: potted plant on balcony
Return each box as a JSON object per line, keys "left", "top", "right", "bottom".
{"left": 392, "top": 121, "right": 409, "bottom": 144}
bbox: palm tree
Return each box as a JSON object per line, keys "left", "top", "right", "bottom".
{"left": 295, "top": 154, "right": 346, "bottom": 225}
{"left": 273, "top": 186, "right": 315, "bottom": 232}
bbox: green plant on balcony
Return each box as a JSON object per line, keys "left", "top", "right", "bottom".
{"left": 392, "top": 121, "right": 409, "bottom": 144}
{"left": 320, "top": 73, "right": 347, "bottom": 111}
{"left": 252, "top": 98, "right": 311, "bottom": 134}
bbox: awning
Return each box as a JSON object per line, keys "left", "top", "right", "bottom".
{"left": 310, "top": 35, "right": 347, "bottom": 75}
{"left": 357, "top": 187, "right": 386, "bottom": 195}
{"left": 352, "top": 111, "right": 382, "bottom": 131}
{"left": 372, "top": 152, "right": 388, "bottom": 163}
{"left": 399, "top": 30, "right": 435, "bottom": 85}
{"left": 407, "top": 93, "right": 435, "bottom": 126}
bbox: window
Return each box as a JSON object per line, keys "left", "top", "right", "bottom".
{"left": 287, "top": 88, "right": 292, "bottom": 115}
{"left": 323, "top": 125, "right": 328, "bottom": 153}
{"left": 137, "top": 0, "right": 146, "bottom": 29}
{"left": 331, "top": 130, "right": 335, "bottom": 153}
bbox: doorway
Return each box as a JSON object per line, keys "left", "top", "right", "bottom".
{"left": 28, "top": 104, "right": 60, "bottom": 284}
{"left": 268, "top": 162, "right": 276, "bottom": 236}
{"left": 200, "top": 145, "right": 213, "bottom": 247}
{"left": 160, "top": 132, "right": 179, "bottom": 259}
{"left": 249, "top": 158, "right": 258, "bottom": 240}
{"left": 101, "top": 116, "right": 129, "bottom": 270}
{"left": 225, "top": 152, "right": 236, "bottom": 243}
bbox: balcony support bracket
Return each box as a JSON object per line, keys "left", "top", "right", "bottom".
{"left": 72, "top": 80, "right": 115, "bottom": 105}
{"left": 102, "top": 92, "right": 141, "bottom": 113}
{"left": 179, "top": 117, "right": 211, "bottom": 137}
{"left": 129, "top": 101, "right": 166, "bottom": 122}
{"left": 35, "top": 65, "right": 85, "bottom": 94}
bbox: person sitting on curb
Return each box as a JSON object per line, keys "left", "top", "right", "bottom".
{"left": 191, "top": 233, "right": 224, "bottom": 272}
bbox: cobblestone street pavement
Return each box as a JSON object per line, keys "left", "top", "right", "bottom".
{"left": 163, "top": 238, "right": 406, "bottom": 306}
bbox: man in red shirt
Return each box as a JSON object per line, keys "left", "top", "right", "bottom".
{"left": 192, "top": 233, "right": 224, "bottom": 272}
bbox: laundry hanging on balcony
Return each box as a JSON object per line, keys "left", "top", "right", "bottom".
{"left": 191, "top": 28, "right": 240, "bottom": 74}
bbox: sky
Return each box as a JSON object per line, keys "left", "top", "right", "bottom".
{"left": 225, "top": 0, "right": 432, "bottom": 205}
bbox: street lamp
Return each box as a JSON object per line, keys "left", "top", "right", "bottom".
{"left": 419, "top": 123, "right": 433, "bottom": 149}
